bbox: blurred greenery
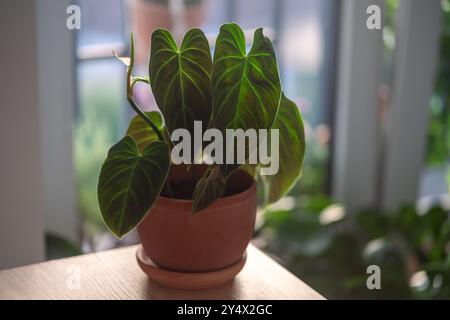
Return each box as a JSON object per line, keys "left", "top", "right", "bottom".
{"left": 380, "top": 0, "right": 399, "bottom": 84}
{"left": 45, "top": 233, "right": 82, "bottom": 260}
{"left": 426, "top": 0, "right": 450, "bottom": 168}
{"left": 260, "top": 196, "right": 450, "bottom": 299}
{"left": 74, "top": 61, "right": 124, "bottom": 240}
{"left": 291, "top": 132, "right": 329, "bottom": 196}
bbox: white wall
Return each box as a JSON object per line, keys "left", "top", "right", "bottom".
{"left": 0, "top": 1, "right": 45, "bottom": 269}
{"left": 36, "top": 0, "right": 78, "bottom": 242}
{"left": 0, "top": 0, "right": 78, "bottom": 269}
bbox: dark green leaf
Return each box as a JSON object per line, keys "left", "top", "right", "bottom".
{"left": 45, "top": 233, "right": 81, "bottom": 260}
{"left": 149, "top": 28, "right": 212, "bottom": 137}
{"left": 263, "top": 93, "right": 305, "bottom": 204}
{"left": 424, "top": 206, "right": 448, "bottom": 237}
{"left": 192, "top": 165, "right": 225, "bottom": 214}
{"left": 211, "top": 23, "right": 281, "bottom": 176}
{"left": 98, "top": 137, "right": 170, "bottom": 238}
{"left": 126, "top": 111, "right": 167, "bottom": 152}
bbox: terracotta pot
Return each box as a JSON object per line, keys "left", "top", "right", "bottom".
{"left": 137, "top": 166, "right": 257, "bottom": 272}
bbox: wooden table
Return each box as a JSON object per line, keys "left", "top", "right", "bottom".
{"left": 0, "top": 244, "right": 324, "bottom": 300}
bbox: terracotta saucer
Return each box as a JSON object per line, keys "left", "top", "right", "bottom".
{"left": 136, "top": 245, "right": 246, "bottom": 290}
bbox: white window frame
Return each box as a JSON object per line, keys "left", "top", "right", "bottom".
{"left": 332, "top": 0, "right": 442, "bottom": 212}
{"left": 380, "top": 0, "right": 442, "bottom": 211}
{"left": 332, "top": 0, "right": 384, "bottom": 212}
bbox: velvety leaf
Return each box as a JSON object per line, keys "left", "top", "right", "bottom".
{"left": 192, "top": 166, "right": 225, "bottom": 214}
{"left": 126, "top": 111, "right": 166, "bottom": 152}
{"left": 98, "top": 137, "right": 170, "bottom": 238}
{"left": 211, "top": 23, "right": 281, "bottom": 176}
{"left": 149, "top": 28, "right": 212, "bottom": 137}
{"left": 263, "top": 93, "right": 305, "bottom": 205}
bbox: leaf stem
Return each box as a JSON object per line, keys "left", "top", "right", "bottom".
{"left": 118, "top": 33, "right": 173, "bottom": 197}
{"left": 126, "top": 94, "right": 164, "bottom": 142}
{"left": 124, "top": 33, "right": 164, "bottom": 142}
{"left": 127, "top": 78, "right": 173, "bottom": 197}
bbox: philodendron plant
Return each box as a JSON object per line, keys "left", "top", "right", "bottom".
{"left": 98, "top": 23, "right": 305, "bottom": 238}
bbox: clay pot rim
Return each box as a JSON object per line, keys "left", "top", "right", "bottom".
{"left": 154, "top": 170, "right": 256, "bottom": 211}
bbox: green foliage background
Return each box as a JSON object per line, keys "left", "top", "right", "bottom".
{"left": 426, "top": 0, "right": 450, "bottom": 168}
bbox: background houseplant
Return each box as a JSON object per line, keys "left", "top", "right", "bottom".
{"left": 97, "top": 23, "right": 305, "bottom": 276}
{"left": 260, "top": 196, "right": 450, "bottom": 299}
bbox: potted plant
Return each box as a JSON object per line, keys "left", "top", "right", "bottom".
{"left": 98, "top": 23, "right": 305, "bottom": 288}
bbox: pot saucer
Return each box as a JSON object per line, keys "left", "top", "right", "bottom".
{"left": 136, "top": 245, "right": 246, "bottom": 290}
